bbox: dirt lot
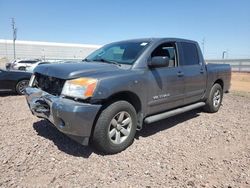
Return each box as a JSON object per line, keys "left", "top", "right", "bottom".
{"left": 231, "top": 72, "right": 250, "bottom": 93}
{"left": 0, "top": 93, "right": 249, "bottom": 187}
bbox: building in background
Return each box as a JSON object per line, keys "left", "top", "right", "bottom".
{"left": 0, "top": 39, "right": 101, "bottom": 61}
{"left": 1, "top": 39, "right": 249, "bottom": 72}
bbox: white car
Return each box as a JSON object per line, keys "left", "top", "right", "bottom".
{"left": 9, "top": 59, "right": 40, "bottom": 71}
{"left": 25, "top": 61, "right": 50, "bottom": 72}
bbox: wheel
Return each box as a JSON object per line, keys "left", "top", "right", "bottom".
{"left": 92, "top": 101, "right": 137, "bottom": 154}
{"left": 18, "top": 67, "right": 26, "bottom": 71}
{"left": 203, "top": 83, "right": 223, "bottom": 113}
{"left": 16, "top": 80, "right": 29, "bottom": 95}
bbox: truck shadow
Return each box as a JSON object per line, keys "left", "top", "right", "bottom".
{"left": 136, "top": 109, "right": 201, "bottom": 138}
{"left": 33, "top": 120, "right": 95, "bottom": 158}
{"left": 33, "top": 109, "right": 201, "bottom": 157}
{"left": 0, "top": 92, "right": 18, "bottom": 97}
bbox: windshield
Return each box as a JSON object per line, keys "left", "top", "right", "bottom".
{"left": 85, "top": 41, "right": 150, "bottom": 65}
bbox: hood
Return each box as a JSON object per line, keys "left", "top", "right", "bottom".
{"left": 34, "top": 62, "right": 125, "bottom": 79}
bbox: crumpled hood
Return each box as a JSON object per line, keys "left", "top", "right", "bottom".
{"left": 34, "top": 62, "right": 123, "bottom": 79}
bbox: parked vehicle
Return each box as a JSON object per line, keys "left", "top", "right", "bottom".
{"left": 25, "top": 61, "right": 51, "bottom": 72}
{"left": 5, "top": 62, "right": 11, "bottom": 70}
{"left": 25, "top": 38, "right": 231, "bottom": 154}
{"left": 7, "top": 59, "right": 40, "bottom": 71}
{"left": 0, "top": 69, "right": 32, "bottom": 94}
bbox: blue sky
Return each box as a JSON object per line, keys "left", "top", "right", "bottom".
{"left": 0, "top": 0, "right": 249, "bottom": 59}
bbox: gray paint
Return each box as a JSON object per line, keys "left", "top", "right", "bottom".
{"left": 26, "top": 38, "right": 231, "bottom": 145}
{"left": 25, "top": 87, "right": 101, "bottom": 145}
{"left": 206, "top": 59, "right": 250, "bottom": 72}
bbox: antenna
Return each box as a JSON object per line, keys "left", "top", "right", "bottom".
{"left": 11, "top": 18, "right": 17, "bottom": 59}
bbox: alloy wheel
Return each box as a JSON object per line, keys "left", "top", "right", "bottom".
{"left": 213, "top": 90, "right": 221, "bottom": 108}
{"left": 108, "top": 111, "right": 132, "bottom": 145}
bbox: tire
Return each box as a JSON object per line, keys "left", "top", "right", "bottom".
{"left": 16, "top": 80, "right": 29, "bottom": 95}
{"left": 203, "top": 83, "right": 223, "bottom": 113}
{"left": 92, "top": 101, "right": 137, "bottom": 154}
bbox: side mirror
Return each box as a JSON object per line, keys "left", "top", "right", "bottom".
{"left": 148, "top": 56, "right": 169, "bottom": 68}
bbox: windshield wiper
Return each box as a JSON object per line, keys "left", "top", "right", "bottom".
{"left": 82, "top": 58, "right": 91, "bottom": 62}
{"left": 92, "top": 58, "right": 121, "bottom": 66}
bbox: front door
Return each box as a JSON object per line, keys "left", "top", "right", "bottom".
{"left": 146, "top": 42, "right": 185, "bottom": 115}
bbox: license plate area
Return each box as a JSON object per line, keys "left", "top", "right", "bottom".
{"left": 34, "top": 99, "right": 50, "bottom": 116}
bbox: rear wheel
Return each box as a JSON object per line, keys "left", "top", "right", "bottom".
{"left": 16, "top": 80, "right": 29, "bottom": 95}
{"left": 92, "top": 101, "right": 137, "bottom": 154}
{"left": 203, "top": 83, "right": 223, "bottom": 113}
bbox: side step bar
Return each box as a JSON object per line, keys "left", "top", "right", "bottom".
{"left": 144, "top": 102, "right": 205, "bottom": 124}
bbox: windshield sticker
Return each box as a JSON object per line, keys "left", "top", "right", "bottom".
{"left": 140, "top": 42, "right": 148, "bottom": 46}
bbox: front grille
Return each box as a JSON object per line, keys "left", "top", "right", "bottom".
{"left": 34, "top": 73, "right": 65, "bottom": 96}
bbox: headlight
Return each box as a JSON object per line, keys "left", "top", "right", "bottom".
{"left": 61, "top": 77, "right": 98, "bottom": 99}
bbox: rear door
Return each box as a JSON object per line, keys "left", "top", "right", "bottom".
{"left": 178, "top": 42, "right": 207, "bottom": 105}
{"left": 146, "top": 42, "right": 185, "bottom": 115}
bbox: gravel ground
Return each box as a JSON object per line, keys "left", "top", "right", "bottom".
{"left": 0, "top": 93, "right": 249, "bottom": 187}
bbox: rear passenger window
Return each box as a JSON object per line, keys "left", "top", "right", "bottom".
{"left": 180, "top": 42, "right": 199, "bottom": 66}
{"left": 27, "top": 61, "right": 38, "bottom": 64}
{"left": 18, "top": 61, "right": 27, "bottom": 64}
{"left": 19, "top": 61, "right": 38, "bottom": 64}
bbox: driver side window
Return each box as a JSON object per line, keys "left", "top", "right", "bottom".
{"left": 151, "top": 43, "right": 177, "bottom": 67}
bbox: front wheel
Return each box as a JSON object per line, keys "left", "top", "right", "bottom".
{"left": 16, "top": 80, "right": 29, "bottom": 95}
{"left": 92, "top": 101, "right": 137, "bottom": 154}
{"left": 203, "top": 83, "right": 223, "bottom": 113}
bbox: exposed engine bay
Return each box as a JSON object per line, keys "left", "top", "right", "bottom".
{"left": 33, "top": 73, "right": 65, "bottom": 96}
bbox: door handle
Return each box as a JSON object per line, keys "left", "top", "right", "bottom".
{"left": 177, "top": 71, "right": 184, "bottom": 77}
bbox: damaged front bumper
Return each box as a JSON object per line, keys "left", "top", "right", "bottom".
{"left": 25, "top": 87, "right": 101, "bottom": 145}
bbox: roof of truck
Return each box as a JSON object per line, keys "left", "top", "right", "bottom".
{"left": 117, "top": 38, "right": 197, "bottom": 44}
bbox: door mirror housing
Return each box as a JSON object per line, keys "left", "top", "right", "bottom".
{"left": 149, "top": 56, "right": 170, "bottom": 68}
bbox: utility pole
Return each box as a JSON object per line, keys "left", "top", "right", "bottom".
{"left": 201, "top": 38, "right": 205, "bottom": 56}
{"left": 222, "top": 51, "right": 227, "bottom": 59}
{"left": 11, "top": 18, "right": 17, "bottom": 59}
{"left": 41, "top": 48, "right": 45, "bottom": 61}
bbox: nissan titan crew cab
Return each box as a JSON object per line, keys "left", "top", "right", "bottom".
{"left": 25, "top": 38, "right": 231, "bottom": 154}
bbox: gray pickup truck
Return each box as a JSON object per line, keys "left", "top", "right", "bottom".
{"left": 25, "top": 38, "right": 231, "bottom": 154}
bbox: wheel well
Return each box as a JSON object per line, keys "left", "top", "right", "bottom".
{"left": 16, "top": 78, "right": 30, "bottom": 85}
{"left": 90, "top": 91, "right": 142, "bottom": 141}
{"left": 102, "top": 91, "right": 142, "bottom": 114}
{"left": 15, "top": 78, "right": 30, "bottom": 92}
{"left": 18, "top": 66, "right": 26, "bottom": 70}
{"left": 214, "top": 79, "right": 224, "bottom": 89}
